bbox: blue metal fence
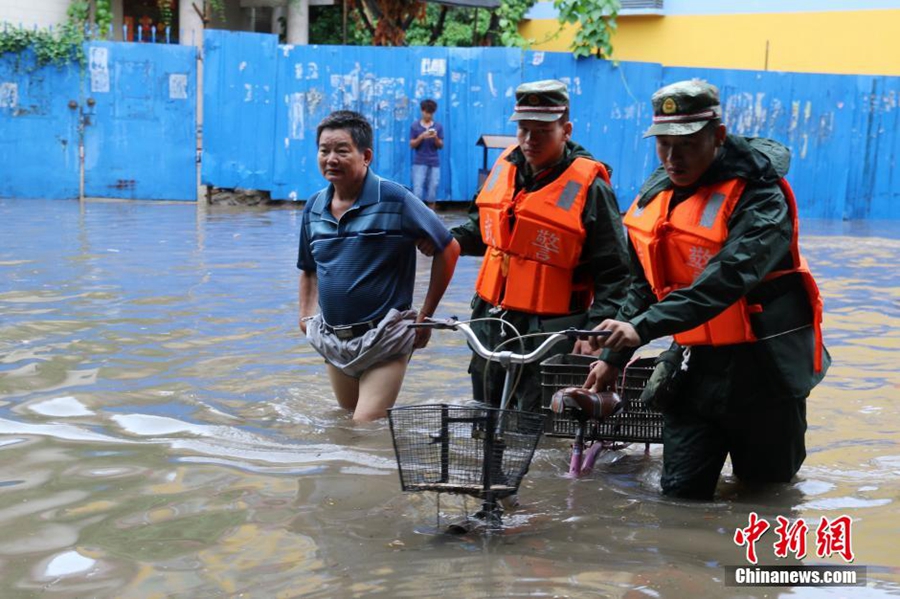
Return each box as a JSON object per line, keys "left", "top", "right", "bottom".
{"left": 2, "top": 30, "right": 898, "bottom": 218}
{"left": 200, "top": 31, "right": 900, "bottom": 219}
{"left": 0, "top": 40, "right": 196, "bottom": 201}
{"left": 83, "top": 42, "right": 197, "bottom": 200}
{"left": 0, "top": 51, "right": 81, "bottom": 199}
{"left": 201, "top": 31, "right": 277, "bottom": 192}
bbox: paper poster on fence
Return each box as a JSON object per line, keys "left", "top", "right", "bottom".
{"left": 89, "top": 47, "right": 110, "bottom": 94}
{"left": 169, "top": 74, "right": 188, "bottom": 100}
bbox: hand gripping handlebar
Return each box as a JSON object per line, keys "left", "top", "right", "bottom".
{"left": 408, "top": 317, "right": 610, "bottom": 368}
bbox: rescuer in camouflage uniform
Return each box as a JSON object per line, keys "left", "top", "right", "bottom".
{"left": 586, "top": 80, "right": 831, "bottom": 499}
{"left": 451, "top": 80, "right": 632, "bottom": 413}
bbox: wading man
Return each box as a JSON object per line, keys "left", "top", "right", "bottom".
{"left": 586, "top": 80, "right": 830, "bottom": 499}
{"left": 298, "top": 110, "right": 460, "bottom": 421}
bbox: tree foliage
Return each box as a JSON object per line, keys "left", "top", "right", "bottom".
{"left": 306, "top": 0, "right": 620, "bottom": 57}
{"left": 310, "top": 0, "right": 499, "bottom": 48}
{"left": 554, "top": 0, "right": 619, "bottom": 59}
{"left": 496, "top": 0, "right": 536, "bottom": 49}
{"left": 0, "top": 0, "right": 111, "bottom": 68}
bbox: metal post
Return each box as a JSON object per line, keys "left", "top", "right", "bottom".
{"left": 286, "top": 0, "right": 309, "bottom": 45}
{"left": 177, "top": 0, "right": 204, "bottom": 47}
{"left": 272, "top": 6, "right": 285, "bottom": 36}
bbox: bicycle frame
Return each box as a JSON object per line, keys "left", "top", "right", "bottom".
{"left": 408, "top": 317, "right": 611, "bottom": 525}
{"left": 568, "top": 434, "right": 630, "bottom": 478}
{"left": 413, "top": 318, "right": 606, "bottom": 411}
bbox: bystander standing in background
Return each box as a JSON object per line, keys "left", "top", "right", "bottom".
{"left": 410, "top": 98, "right": 444, "bottom": 207}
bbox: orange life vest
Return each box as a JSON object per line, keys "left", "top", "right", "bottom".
{"left": 623, "top": 177, "right": 825, "bottom": 371}
{"left": 475, "top": 146, "right": 610, "bottom": 315}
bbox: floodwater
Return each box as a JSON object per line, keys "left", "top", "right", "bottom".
{"left": 0, "top": 198, "right": 897, "bottom": 599}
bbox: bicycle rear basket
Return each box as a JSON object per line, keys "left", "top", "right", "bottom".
{"left": 540, "top": 354, "right": 663, "bottom": 443}
{"left": 387, "top": 405, "right": 544, "bottom": 500}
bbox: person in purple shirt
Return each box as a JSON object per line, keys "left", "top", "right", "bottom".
{"left": 409, "top": 98, "right": 444, "bottom": 206}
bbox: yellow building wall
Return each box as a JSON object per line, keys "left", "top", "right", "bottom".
{"left": 520, "top": 10, "right": 900, "bottom": 76}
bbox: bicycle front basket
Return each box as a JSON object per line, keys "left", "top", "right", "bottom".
{"left": 387, "top": 404, "right": 544, "bottom": 500}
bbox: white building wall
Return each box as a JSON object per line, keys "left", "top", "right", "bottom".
{"left": 0, "top": 0, "right": 71, "bottom": 29}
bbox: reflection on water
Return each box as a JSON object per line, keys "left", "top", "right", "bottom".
{"left": 0, "top": 200, "right": 897, "bottom": 598}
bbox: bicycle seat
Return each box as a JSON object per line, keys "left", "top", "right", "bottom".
{"left": 549, "top": 387, "right": 622, "bottom": 422}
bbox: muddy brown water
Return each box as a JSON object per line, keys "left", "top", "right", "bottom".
{"left": 0, "top": 199, "right": 897, "bottom": 598}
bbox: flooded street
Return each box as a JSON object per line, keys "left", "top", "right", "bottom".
{"left": 0, "top": 198, "right": 898, "bottom": 598}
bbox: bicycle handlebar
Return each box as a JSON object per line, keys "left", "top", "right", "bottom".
{"left": 409, "top": 317, "right": 610, "bottom": 367}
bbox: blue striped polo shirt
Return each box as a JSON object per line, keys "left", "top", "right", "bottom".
{"left": 297, "top": 170, "right": 452, "bottom": 326}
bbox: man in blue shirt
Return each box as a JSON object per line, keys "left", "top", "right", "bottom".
{"left": 409, "top": 98, "right": 444, "bottom": 206}
{"left": 298, "top": 110, "right": 460, "bottom": 421}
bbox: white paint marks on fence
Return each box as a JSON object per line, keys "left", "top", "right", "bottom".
{"left": 532, "top": 52, "right": 545, "bottom": 66}
{"left": 801, "top": 100, "right": 812, "bottom": 159}
{"left": 360, "top": 75, "right": 374, "bottom": 104}
{"left": 169, "top": 74, "right": 188, "bottom": 100}
{"left": 239, "top": 61, "right": 247, "bottom": 72}
{"left": 488, "top": 72, "right": 497, "bottom": 98}
{"left": 307, "top": 87, "right": 324, "bottom": 114}
{"left": 244, "top": 83, "right": 253, "bottom": 103}
{"left": 0, "top": 82, "right": 17, "bottom": 109}
{"left": 415, "top": 79, "right": 427, "bottom": 99}
{"left": 289, "top": 92, "right": 305, "bottom": 140}
{"left": 89, "top": 47, "right": 110, "bottom": 93}
{"left": 610, "top": 103, "right": 638, "bottom": 121}
{"left": 421, "top": 58, "right": 446, "bottom": 77}
{"left": 295, "top": 62, "right": 319, "bottom": 81}
{"left": 431, "top": 79, "right": 443, "bottom": 100}
{"left": 331, "top": 64, "right": 360, "bottom": 108}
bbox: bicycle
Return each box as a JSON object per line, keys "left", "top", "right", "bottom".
{"left": 544, "top": 355, "right": 662, "bottom": 479}
{"left": 387, "top": 316, "right": 611, "bottom": 532}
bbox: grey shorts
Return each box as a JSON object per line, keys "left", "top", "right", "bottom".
{"left": 306, "top": 308, "right": 417, "bottom": 379}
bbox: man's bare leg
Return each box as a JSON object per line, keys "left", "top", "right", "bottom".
{"left": 326, "top": 363, "right": 360, "bottom": 413}
{"left": 353, "top": 355, "right": 410, "bottom": 421}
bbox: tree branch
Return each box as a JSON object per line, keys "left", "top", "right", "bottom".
{"left": 354, "top": 0, "right": 375, "bottom": 35}
{"left": 429, "top": 5, "right": 448, "bottom": 45}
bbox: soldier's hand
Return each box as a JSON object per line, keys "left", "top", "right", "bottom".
{"left": 588, "top": 320, "right": 641, "bottom": 352}
{"left": 584, "top": 360, "right": 619, "bottom": 392}
{"left": 572, "top": 339, "right": 601, "bottom": 356}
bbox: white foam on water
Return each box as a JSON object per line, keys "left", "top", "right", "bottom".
{"left": 802, "top": 496, "right": 892, "bottom": 511}
{"left": 44, "top": 551, "right": 96, "bottom": 578}
{"left": 110, "top": 413, "right": 213, "bottom": 436}
{"left": 28, "top": 396, "right": 95, "bottom": 417}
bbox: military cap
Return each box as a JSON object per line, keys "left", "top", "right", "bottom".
{"left": 643, "top": 79, "right": 722, "bottom": 138}
{"left": 509, "top": 79, "right": 569, "bottom": 122}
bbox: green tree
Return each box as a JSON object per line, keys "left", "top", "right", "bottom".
{"left": 496, "top": 0, "right": 535, "bottom": 49}
{"left": 308, "top": 1, "right": 530, "bottom": 48}
{"left": 554, "top": 0, "right": 620, "bottom": 59}
{"left": 302, "top": 0, "right": 620, "bottom": 57}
